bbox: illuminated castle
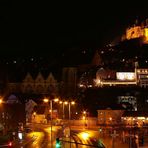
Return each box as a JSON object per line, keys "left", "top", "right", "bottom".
{"left": 122, "top": 18, "right": 148, "bottom": 43}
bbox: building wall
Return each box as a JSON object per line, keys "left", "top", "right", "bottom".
{"left": 126, "top": 26, "right": 144, "bottom": 40}
{"left": 97, "top": 109, "right": 124, "bottom": 125}
{"left": 136, "top": 68, "right": 148, "bottom": 87}
{"left": 0, "top": 104, "right": 25, "bottom": 134}
{"left": 32, "top": 114, "right": 47, "bottom": 124}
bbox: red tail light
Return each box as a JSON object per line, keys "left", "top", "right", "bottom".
{"left": 8, "top": 142, "right": 12, "bottom": 147}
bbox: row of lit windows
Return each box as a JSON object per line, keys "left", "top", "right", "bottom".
{"left": 137, "top": 69, "right": 148, "bottom": 73}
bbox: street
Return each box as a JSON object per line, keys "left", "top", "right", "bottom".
{"left": 12, "top": 123, "right": 148, "bottom": 148}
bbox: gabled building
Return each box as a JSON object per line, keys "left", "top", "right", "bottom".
{"left": 7, "top": 72, "right": 59, "bottom": 95}
{"left": 97, "top": 106, "right": 125, "bottom": 126}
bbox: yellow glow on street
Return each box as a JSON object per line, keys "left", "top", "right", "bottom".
{"left": 80, "top": 132, "right": 89, "bottom": 140}
{"left": 44, "top": 126, "right": 62, "bottom": 133}
{"left": 26, "top": 131, "right": 44, "bottom": 147}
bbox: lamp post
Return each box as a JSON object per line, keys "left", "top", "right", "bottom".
{"left": 83, "top": 111, "right": 87, "bottom": 129}
{"left": 59, "top": 101, "right": 68, "bottom": 120}
{"left": 43, "top": 97, "right": 59, "bottom": 148}
{"left": 64, "top": 101, "right": 68, "bottom": 119}
{"left": 68, "top": 101, "right": 75, "bottom": 148}
{"left": 50, "top": 100, "right": 53, "bottom": 148}
{"left": 58, "top": 100, "right": 75, "bottom": 147}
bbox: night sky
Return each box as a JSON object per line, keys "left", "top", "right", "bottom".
{"left": 0, "top": 2, "right": 148, "bottom": 56}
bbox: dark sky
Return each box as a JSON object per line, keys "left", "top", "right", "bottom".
{"left": 0, "top": 2, "right": 148, "bottom": 56}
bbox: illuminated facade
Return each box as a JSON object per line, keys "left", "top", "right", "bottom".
{"left": 94, "top": 71, "right": 137, "bottom": 87}
{"left": 94, "top": 67, "right": 148, "bottom": 87}
{"left": 97, "top": 108, "right": 124, "bottom": 125}
{"left": 126, "top": 26, "right": 143, "bottom": 40}
{"left": 124, "top": 18, "right": 148, "bottom": 44}
{"left": 116, "top": 72, "right": 135, "bottom": 81}
{"left": 136, "top": 68, "right": 148, "bottom": 87}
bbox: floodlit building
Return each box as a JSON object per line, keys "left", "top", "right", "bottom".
{"left": 122, "top": 18, "right": 148, "bottom": 44}
{"left": 136, "top": 68, "right": 148, "bottom": 87}
{"left": 97, "top": 107, "right": 125, "bottom": 126}
{"left": 94, "top": 67, "right": 148, "bottom": 88}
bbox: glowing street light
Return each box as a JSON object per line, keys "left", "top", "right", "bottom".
{"left": 82, "top": 111, "right": 87, "bottom": 128}
{"left": 64, "top": 101, "right": 68, "bottom": 105}
{"left": 54, "top": 98, "right": 59, "bottom": 102}
{"left": 83, "top": 111, "right": 86, "bottom": 115}
{"left": 43, "top": 97, "right": 59, "bottom": 147}
{"left": 43, "top": 98, "right": 49, "bottom": 103}
{"left": 59, "top": 100, "right": 75, "bottom": 147}
{"left": 0, "top": 99, "right": 3, "bottom": 104}
{"left": 68, "top": 101, "right": 75, "bottom": 148}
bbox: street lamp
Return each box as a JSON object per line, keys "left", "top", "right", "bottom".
{"left": 0, "top": 96, "right": 4, "bottom": 104}
{"left": 59, "top": 101, "right": 71, "bottom": 120}
{"left": 83, "top": 111, "right": 87, "bottom": 128}
{"left": 0, "top": 99, "right": 3, "bottom": 104}
{"left": 43, "top": 97, "right": 59, "bottom": 148}
{"left": 68, "top": 101, "right": 75, "bottom": 148}
{"left": 43, "top": 98, "right": 49, "bottom": 103}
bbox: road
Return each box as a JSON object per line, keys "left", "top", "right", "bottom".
{"left": 14, "top": 123, "right": 105, "bottom": 148}
{"left": 15, "top": 123, "right": 60, "bottom": 148}
{"left": 14, "top": 123, "right": 131, "bottom": 148}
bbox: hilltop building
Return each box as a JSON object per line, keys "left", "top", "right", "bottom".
{"left": 122, "top": 18, "right": 148, "bottom": 44}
